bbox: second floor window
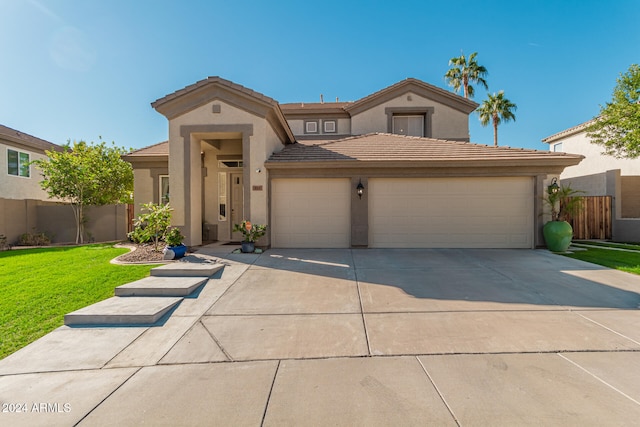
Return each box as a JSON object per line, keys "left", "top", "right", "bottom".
{"left": 392, "top": 115, "right": 424, "bottom": 137}
{"left": 7, "top": 149, "right": 30, "bottom": 177}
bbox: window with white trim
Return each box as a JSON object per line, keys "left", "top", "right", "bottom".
{"left": 552, "top": 142, "right": 563, "bottom": 152}
{"left": 159, "top": 175, "right": 170, "bottom": 204}
{"left": 7, "top": 149, "right": 30, "bottom": 177}
{"left": 323, "top": 120, "right": 336, "bottom": 133}
{"left": 305, "top": 120, "right": 319, "bottom": 134}
{"left": 392, "top": 115, "right": 424, "bottom": 137}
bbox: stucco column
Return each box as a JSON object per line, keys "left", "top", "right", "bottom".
{"left": 173, "top": 129, "right": 203, "bottom": 246}
{"left": 351, "top": 176, "right": 369, "bottom": 247}
{"left": 534, "top": 175, "right": 546, "bottom": 248}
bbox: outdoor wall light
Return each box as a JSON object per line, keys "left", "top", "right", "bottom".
{"left": 548, "top": 177, "right": 559, "bottom": 195}
{"left": 356, "top": 179, "right": 365, "bottom": 199}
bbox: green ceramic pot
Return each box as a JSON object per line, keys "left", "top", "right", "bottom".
{"left": 543, "top": 221, "right": 573, "bottom": 252}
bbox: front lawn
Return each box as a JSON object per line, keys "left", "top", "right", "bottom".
{"left": 563, "top": 247, "right": 640, "bottom": 275}
{"left": 0, "top": 244, "right": 155, "bottom": 359}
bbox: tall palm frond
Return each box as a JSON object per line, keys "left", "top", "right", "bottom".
{"left": 444, "top": 51, "right": 489, "bottom": 99}
{"left": 477, "top": 91, "right": 517, "bottom": 147}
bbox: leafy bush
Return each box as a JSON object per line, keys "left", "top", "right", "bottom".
{"left": 130, "top": 203, "right": 172, "bottom": 251}
{"left": 232, "top": 220, "right": 267, "bottom": 243}
{"left": 127, "top": 227, "right": 150, "bottom": 244}
{"left": 18, "top": 231, "right": 51, "bottom": 246}
{"left": 164, "top": 227, "right": 185, "bottom": 246}
{"left": 0, "top": 234, "right": 9, "bottom": 251}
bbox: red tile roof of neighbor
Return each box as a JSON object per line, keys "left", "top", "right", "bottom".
{"left": 266, "top": 133, "right": 584, "bottom": 165}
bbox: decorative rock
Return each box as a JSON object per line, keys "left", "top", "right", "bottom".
{"left": 163, "top": 248, "right": 176, "bottom": 260}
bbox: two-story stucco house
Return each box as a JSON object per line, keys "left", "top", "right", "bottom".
{"left": 0, "top": 125, "right": 64, "bottom": 242}
{"left": 125, "top": 77, "right": 582, "bottom": 249}
{"left": 543, "top": 120, "right": 640, "bottom": 241}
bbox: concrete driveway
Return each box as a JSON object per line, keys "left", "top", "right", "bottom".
{"left": 2, "top": 248, "right": 640, "bottom": 426}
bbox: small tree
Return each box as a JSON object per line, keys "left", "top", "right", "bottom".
{"left": 586, "top": 64, "right": 640, "bottom": 158}
{"left": 130, "top": 203, "right": 173, "bottom": 252}
{"left": 34, "top": 139, "right": 133, "bottom": 244}
{"left": 544, "top": 184, "right": 584, "bottom": 222}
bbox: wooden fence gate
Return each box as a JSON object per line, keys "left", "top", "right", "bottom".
{"left": 565, "top": 196, "right": 612, "bottom": 240}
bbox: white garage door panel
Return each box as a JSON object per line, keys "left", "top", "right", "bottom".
{"left": 272, "top": 179, "right": 350, "bottom": 248}
{"left": 370, "top": 177, "right": 533, "bottom": 248}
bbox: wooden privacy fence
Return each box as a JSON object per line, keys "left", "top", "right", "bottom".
{"left": 564, "top": 196, "right": 612, "bottom": 240}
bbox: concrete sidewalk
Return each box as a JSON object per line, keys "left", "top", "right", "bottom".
{"left": 2, "top": 248, "right": 640, "bottom": 425}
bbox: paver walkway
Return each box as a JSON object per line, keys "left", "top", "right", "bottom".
{"left": 2, "top": 247, "right": 640, "bottom": 426}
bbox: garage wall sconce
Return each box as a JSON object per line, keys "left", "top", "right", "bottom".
{"left": 356, "top": 179, "right": 365, "bottom": 199}
{"left": 547, "top": 177, "right": 559, "bottom": 195}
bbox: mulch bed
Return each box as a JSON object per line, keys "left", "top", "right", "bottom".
{"left": 116, "top": 244, "right": 167, "bottom": 263}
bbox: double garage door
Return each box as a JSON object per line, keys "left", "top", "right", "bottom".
{"left": 271, "top": 177, "right": 533, "bottom": 248}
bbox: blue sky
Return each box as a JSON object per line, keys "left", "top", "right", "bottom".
{"left": 2, "top": 0, "right": 638, "bottom": 151}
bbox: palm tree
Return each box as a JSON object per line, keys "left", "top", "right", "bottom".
{"left": 477, "top": 91, "right": 517, "bottom": 147}
{"left": 444, "top": 51, "right": 489, "bottom": 99}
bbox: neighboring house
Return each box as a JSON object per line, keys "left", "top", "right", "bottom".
{"left": 0, "top": 125, "right": 129, "bottom": 244}
{"left": 0, "top": 125, "right": 63, "bottom": 243}
{"left": 125, "top": 76, "right": 582, "bottom": 249}
{"left": 543, "top": 120, "right": 640, "bottom": 241}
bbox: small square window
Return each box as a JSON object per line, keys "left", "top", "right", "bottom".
{"left": 305, "top": 121, "right": 319, "bottom": 134}
{"left": 323, "top": 120, "right": 336, "bottom": 133}
{"left": 7, "top": 149, "right": 30, "bottom": 177}
{"left": 553, "top": 142, "right": 563, "bottom": 152}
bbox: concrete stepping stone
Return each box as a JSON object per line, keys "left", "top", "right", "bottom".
{"left": 64, "top": 297, "right": 183, "bottom": 326}
{"left": 151, "top": 263, "right": 223, "bottom": 278}
{"left": 115, "top": 276, "right": 208, "bottom": 297}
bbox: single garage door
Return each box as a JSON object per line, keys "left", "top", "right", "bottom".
{"left": 369, "top": 177, "right": 533, "bottom": 248}
{"left": 272, "top": 178, "right": 351, "bottom": 248}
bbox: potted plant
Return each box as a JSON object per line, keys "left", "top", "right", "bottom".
{"left": 543, "top": 181, "right": 584, "bottom": 252}
{"left": 233, "top": 220, "right": 267, "bottom": 253}
{"left": 163, "top": 226, "right": 187, "bottom": 259}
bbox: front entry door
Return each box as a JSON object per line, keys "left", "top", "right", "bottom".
{"left": 230, "top": 173, "right": 244, "bottom": 241}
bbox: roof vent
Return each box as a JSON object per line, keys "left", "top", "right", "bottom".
{"left": 320, "top": 94, "right": 324, "bottom": 104}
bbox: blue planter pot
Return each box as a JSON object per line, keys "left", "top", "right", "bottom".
{"left": 169, "top": 244, "right": 187, "bottom": 259}
{"left": 241, "top": 241, "right": 255, "bottom": 253}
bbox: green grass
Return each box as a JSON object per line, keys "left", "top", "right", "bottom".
{"left": 563, "top": 247, "right": 640, "bottom": 275}
{"left": 573, "top": 240, "right": 640, "bottom": 251}
{"left": 0, "top": 244, "right": 155, "bottom": 359}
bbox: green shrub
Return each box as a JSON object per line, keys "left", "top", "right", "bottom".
{"left": 130, "top": 203, "right": 172, "bottom": 251}
{"left": 164, "top": 227, "right": 184, "bottom": 246}
{"left": 127, "top": 226, "right": 150, "bottom": 244}
{"left": 18, "top": 231, "right": 51, "bottom": 246}
{"left": 0, "top": 234, "right": 9, "bottom": 251}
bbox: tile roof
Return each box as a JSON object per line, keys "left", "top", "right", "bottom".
{"left": 280, "top": 102, "right": 353, "bottom": 116}
{"left": 0, "top": 124, "right": 62, "bottom": 152}
{"left": 152, "top": 76, "right": 278, "bottom": 109}
{"left": 542, "top": 119, "right": 596, "bottom": 143}
{"left": 266, "top": 133, "right": 584, "bottom": 165}
{"left": 125, "top": 141, "right": 169, "bottom": 157}
{"left": 346, "top": 78, "right": 479, "bottom": 114}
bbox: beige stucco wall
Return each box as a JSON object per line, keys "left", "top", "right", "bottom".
{"left": 287, "top": 117, "right": 351, "bottom": 137}
{"left": 131, "top": 162, "right": 169, "bottom": 216}
{"left": 167, "top": 98, "right": 286, "bottom": 245}
{"left": 0, "top": 141, "right": 52, "bottom": 201}
{"left": 553, "top": 131, "right": 640, "bottom": 179}
{"left": 350, "top": 92, "right": 470, "bottom": 140}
